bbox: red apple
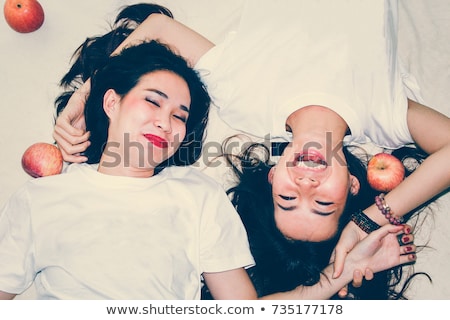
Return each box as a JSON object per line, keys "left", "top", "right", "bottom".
{"left": 3, "top": 0, "right": 44, "bottom": 33}
{"left": 367, "top": 152, "right": 405, "bottom": 192}
{"left": 22, "top": 143, "right": 63, "bottom": 178}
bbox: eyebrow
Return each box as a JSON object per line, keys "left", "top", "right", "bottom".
{"left": 146, "top": 88, "right": 190, "bottom": 113}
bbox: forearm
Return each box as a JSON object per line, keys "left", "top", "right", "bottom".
{"left": 362, "top": 100, "right": 450, "bottom": 226}
{"left": 75, "top": 14, "right": 212, "bottom": 93}
{"left": 260, "top": 264, "right": 352, "bottom": 300}
{"left": 0, "top": 290, "right": 16, "bottom": 300}
{"left": 112, "top": 14, "right": 213, "bottom": 66}
{"left": 365, "top": 144, "right": 450, "bottom": 226}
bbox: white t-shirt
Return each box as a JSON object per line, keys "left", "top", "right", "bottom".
{"left": 0, "top": 164, "right": 254, "bottom": 299}
{"left": 196, "top": 0, "right": 423, "bottom": 149}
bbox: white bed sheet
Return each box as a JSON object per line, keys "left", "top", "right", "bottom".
{"left": 0, "top": 0, "right": 449, "bottom": 299}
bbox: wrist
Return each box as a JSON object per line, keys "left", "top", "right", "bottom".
{"left": 76, "top": 79, "right": 91, "bottom": 96}
{"left": 374, "top": 193, "right": 404, "bottom": 225}
{"left": 351, "top": 210, "right": 380, "bottom": 234}
{"left": 364, "top": 193, "right": 405, "bottom": 227}
{"left": 290, "top": 265, "right": 352, "bottom": 300}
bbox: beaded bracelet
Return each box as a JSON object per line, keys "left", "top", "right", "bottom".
{"left": 351, "top": 210, "right": 381, "bottom": 234}
{"left": 375, "top": 193, "right": 404, "bottom": 225}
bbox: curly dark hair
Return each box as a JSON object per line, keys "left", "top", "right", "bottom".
{"left": 202, "top": 139, "right": 430, "bottom": 299}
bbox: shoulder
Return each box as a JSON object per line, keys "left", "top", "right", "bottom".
{"left": 18, "top": 163, "right": 93, "bottom": 195}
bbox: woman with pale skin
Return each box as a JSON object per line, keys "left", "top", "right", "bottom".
{"left": 52, "top": 2, "right": 436, "bottom": 293}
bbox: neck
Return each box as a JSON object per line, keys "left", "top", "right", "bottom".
{"left": 97, "top": 152, "right": 155, "bottom": 178}
{"left": 287, "top": 105, "right": 348, "bottom": 151}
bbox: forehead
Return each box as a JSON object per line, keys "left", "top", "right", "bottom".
{"left": 136, "top": 70, "right": 190, "bottom": 101}
{"left": 138, "top": 70, "right": 186, "bottom": 86}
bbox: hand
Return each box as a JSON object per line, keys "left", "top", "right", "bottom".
{"left": 337, "top": 268, "right": 374, "bottom": 298}
{"left": 52, "top": 81, "right": 91, "bottom": 163}
{"left": 344, "top": 224, "right": 416, "bottom": 277}
{"left": 333, "top": 222, "right": 414, "bottom": 278}
{"left": 332, "top": 220, "right": 367, "bottom": 278}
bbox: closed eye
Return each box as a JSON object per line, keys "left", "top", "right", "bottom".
{"left": 145, "top": 97, "right": 160, "bottom": 107}
{"left": 279, "top": 195, "right": 296, "bottom": 201}
{"left": 316, "top": 200, "right": 333, "bottom": 206}
{"left": 173, "top": 114, "right": 187, "bottom": 123}
{"left": 277, "top": 203, "right": 296, "bottom": 211}
{"left": 312, "top": 209, "right": 335, "bottom": 216}
{"left": 314, "top": 200, "right": 335, "bottom": 216}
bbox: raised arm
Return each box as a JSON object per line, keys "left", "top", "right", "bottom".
{"left": 53, "top": 13, "right": 213, "bottom": 162}
{"left": 113, "top": 14, "right": 213, "bottom": 67}
{"left": 370, "top": 100, "right": 450, "bottom": 223}
{"left": 334, "top": 100, "right": 450, "bottom": 277}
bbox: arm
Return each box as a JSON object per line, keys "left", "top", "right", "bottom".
{"left": 112, "top": 14, "right": 213, "bottom": 67}
{"left": 368, "top": 100, "right": 450, "bottom": 223}
{"left": 205, "top": 224, "right": 415, "bottom": 300}
{"left": 334, "top": 99, "right": 450, "bottom": 277}
{"left": 203, "top": 268, "right": 258, "bottom": 300}
{"left": 0, "top": 291, "right": 16, "bottom": 300}
{"left": 53, "top": 14, "right": 213, "bottom": 162}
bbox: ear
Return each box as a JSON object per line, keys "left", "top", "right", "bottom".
{"left": 103, "top": 89, "right": 120, "bottom": 119}
{"left": 349, "top": 174, "right": 360, "bottom": 196}
{"left": 268, "top": 166, "right": 275, "bottom": 184}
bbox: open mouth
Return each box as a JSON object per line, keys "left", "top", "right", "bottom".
{"left": 293, "top": 152, "right": 328, "bottom": 170}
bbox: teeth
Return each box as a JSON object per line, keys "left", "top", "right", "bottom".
{"left": 296, "top": 155, "right": 327, "bottom": 169}
{"left": 296, "top": 160, "right": 326, "bottom": 169}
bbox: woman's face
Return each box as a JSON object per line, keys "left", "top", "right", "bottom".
{"left": 269, "top": 141, "right": 358, "bottom": 242}
{"left": 105, "top": 70, "right": 191, "bottom": 172}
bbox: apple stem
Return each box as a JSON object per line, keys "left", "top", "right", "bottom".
{"left": 17, "top": 4, "right": 22, "bottom": 8}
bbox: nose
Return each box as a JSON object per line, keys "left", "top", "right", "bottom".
{"left": 154, "top": 111, "right": 172, "bottom": 133}
{"left": 295, "top": 176, "right": 320, "bottom": 188}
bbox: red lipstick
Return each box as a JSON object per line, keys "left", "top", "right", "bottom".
{"left": 144, "top": 134, "right": 169, "bottom": 148}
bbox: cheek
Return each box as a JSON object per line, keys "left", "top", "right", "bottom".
{"left": 270, "top": 167, "right": 291, "bottom": 192}
{"left": 171, "top": 123, "right": 187, "bottom": 144}
{"left": 325, "top": 174, "right": 352, "bottom": 202}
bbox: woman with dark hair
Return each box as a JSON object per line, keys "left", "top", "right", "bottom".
{"left": 218, "top": 140, "right": 426, "bottom": 299}
{"left": 0, "top": 39, "right": 258, "bottom": 300}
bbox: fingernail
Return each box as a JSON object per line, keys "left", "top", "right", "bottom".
{"left": 406, "top": 227, "right": 411, "bottom": 234}
{"left": 403, "top": 236, "right": 410, "bottom": 243}
{"left": 409, "top": 254, "right": 416, "bottom": 261}
{"left": 406, "top": 246, "right": 413, "bottom": 252}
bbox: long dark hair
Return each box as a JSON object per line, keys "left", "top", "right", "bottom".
{"left": 54, "top": 4, "right": 210, "bottom": 171}
{"left": 207, "top": 139, "right": 430, "bottom": 299}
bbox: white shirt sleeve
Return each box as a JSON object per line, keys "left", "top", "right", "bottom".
{"left": 0, "top": 184, "right": 36, "bottom": 294}
{"left": 199, "top": 183, "right": 255, "bottom": 273}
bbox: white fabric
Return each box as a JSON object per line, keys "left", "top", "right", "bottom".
{"left": 0, "top": 164, "right": 254, "bottom": 299}
{"left": 196, "top": 0, "right": 422, "bottom": 149}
